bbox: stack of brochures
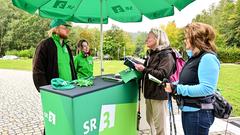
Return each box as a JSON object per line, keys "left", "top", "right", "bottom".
{"left": 101, "top": 75, "right": 122, "bottom": 82}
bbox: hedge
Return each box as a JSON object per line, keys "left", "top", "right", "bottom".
{"left": 217, "top": 47, "right": 240, "bottom": 63}
{"left": 4, "top": 47, "right": 240, "bottom": 63}
{"left": 6, "top": 47, "right": 35, "bottom": 58}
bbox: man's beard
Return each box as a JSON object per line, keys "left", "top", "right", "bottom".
{"left": 59, "top": 33, "right": 68, "bottom": 39}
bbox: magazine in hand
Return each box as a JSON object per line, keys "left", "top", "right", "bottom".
{"left": 124, "top": 57, "right": 143, "bottom": 70}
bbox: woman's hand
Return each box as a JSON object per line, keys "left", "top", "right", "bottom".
{"left": 135, "top": 64, "right": 145, "bottom": 72}
{"left": 164, "top": 83, "right": 173, "bottom": 93}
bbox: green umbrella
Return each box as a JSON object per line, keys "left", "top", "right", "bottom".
{"left": 12, "top": 0, "right": 195, "bottom": 75}
{"left": 12, "top": 0, "right": 194, "bottom": 23}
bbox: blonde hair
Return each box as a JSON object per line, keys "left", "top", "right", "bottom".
{"left": 47, "top": 27, "right": 59, "bottom": 37}
{"left": 185, "top": 22, "right": 217, "bottom": 53}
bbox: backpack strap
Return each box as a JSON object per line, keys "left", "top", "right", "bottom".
{"left": 158, "top": 48, "right": 176, "bottom": 77}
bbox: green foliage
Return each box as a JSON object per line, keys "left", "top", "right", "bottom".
{"left": 215, "top": 32, "right": 226, "bottom": 48}
{"left": 6, "top": 47, "right": 35, "bottom": 58}
{"left": 124, "top": 32, "right": 136, "bottom": 56}
{"left": 0, "top": 0, "right": 14, "bottom": 56}
{"left": 5, "top": 50, "right": 18, "bottom": 56}
{"left": 4, "top": 15, "right": 50, "bottom": 50}
{"left": 193, "top": 0, "right": 240, "bottom": 48}
{"left": 0, "top": 0, "right": 50, "bottom": 55}
{"left": 133, "top": 32, "right": 147, "bottom": 57}
{"left": 68, "top": 27, "right": 81, "bottom": 53}
{"left": 163, "top": 22, "right": 184, "bottom": 50}
{"left": 103, "top": 25, "right": 132, "bottom": 59}
{"left": 91, "top": 28, "right": 100, "bottom": 56}
{"left": 225, "top": 0, "right": 240, "bottom": 47}
{"left": 192, "top": 0, "right": 240, "bottom": 62}
{"left": 79, "top": 28, "right": 98, "bottom": 53}
{"left": 68, "top": 27, "right": 100, "bottom": 56}
{"left": 218, "top": 47, "right": 240, "bottom": 63}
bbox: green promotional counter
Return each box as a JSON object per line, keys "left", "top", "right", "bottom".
{"left": 40, "top": 76, "right": 138, "bottom": 135}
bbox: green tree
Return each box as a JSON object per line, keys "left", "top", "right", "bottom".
{"left": 164, "top": 22, "right": 184, "bottom": 50}
{"left": 1, "top": 0, "right": 50, "bottom": 54}
{"left": 124, "top": 32, "right": 135, "bottom": 56}
{"left": 0, "top": 0, "right": 15, "bottom": 56}
{"left": 134, "top": 32, "right": 147, "bottom": 57}
{"left": 90, "top": 28, "right": 100, "bottom": 57}
{"left": 193, "top": 0, "right": 236, "bottom": 48}
{"left": 225, "top": 0, "right": 240, "bottom": 47}
{"left": 103, "top": 25, "right": 126, "bottom": 60}
{"left": 3, "top": 15, "right": 50, "bottom": 50}
{"left": 68, "top": 26, "right": 100, "bottom": 56}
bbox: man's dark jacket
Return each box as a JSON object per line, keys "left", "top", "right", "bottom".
{"left": 33, "top": 37, "right": 77, "bottom": 92}
{"left": 142, "top": 47, "right": 175, "bottom": 100}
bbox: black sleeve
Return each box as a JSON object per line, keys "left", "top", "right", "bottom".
{"left": 143, "top": 54, "right": 175, "bottom": 81}
{"left": 32, "top": 40, "right": 48, "bottom": 92}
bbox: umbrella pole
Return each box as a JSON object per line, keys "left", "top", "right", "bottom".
{"left": 100, "top": 0, "right": 104, "bottom": 76}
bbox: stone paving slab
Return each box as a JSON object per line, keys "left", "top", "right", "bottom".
{"left": 0, "top": 69, "right": 44, "bottom": 135}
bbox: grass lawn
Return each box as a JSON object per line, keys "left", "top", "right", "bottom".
{"left": 0, "top": 59, "right": 240, "bottom": 116}
{"left": 0, "top": 59, "right": 32, "bottom": 70}
{"left": 0, "top": 59, "right": 128, "bottom": 74}
{"left": 218, "top": 64, "right": 240, "bottom": 116}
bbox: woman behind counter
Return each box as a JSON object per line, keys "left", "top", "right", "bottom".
{"left": 74, "top": 39, "right": 93, "bottom": 79}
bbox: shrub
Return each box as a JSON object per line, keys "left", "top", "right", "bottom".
{"left": 5, "top": 47, "right": 35, "bottom": 58}
{"left": 217, "top": 47, "right": 240, "bottom": 63}
{"left": 5, "top": 50, "right": 18, "bottom": 56}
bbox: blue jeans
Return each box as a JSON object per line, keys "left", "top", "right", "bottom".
{"left": 182, "top": 110, "right": 214, "bottom": 135}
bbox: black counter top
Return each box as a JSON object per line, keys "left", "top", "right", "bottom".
{"left": 40, "top": 76, "right": 123, "bottom": 98}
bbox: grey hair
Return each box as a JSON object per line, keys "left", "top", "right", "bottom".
{"left": 150, "top": 28, "right": 170, "bottom": 47}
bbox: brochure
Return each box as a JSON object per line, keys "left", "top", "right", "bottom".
{"left": 148, "top": 74, "right": 162, "bottom": 84}
{"left": 124, "top": 57, "right": 143, "bottom": 70}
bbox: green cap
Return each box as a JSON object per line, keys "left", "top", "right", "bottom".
{"left": 49, "top": 19, "right": 72, "bottom": 28}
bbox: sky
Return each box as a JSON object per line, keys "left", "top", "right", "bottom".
{"left": 74, "top": 0, "right": 221, "bottom": 33}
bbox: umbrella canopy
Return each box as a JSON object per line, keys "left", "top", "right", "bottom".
{"left": 12, "top": 0, "right": 194, "bottom": 23}
{"left": 12, "top": 0, "right": 195, "bottom": 75}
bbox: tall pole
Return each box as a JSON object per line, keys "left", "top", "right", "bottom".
{"left": 124, "top": 46, "right": 126, "bottom": 60}
{"left": 100, "top": 0, "right": 104, "bottom": 76}
{"left": 0, "top": 20, "right": 2, "bottom": 56}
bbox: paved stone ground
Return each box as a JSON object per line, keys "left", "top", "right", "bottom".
{"left": 1, "top": 69, "right": 240, "bottom": 135}
{"left": 0, "top": 69, "right": 44, "bottom": 135}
